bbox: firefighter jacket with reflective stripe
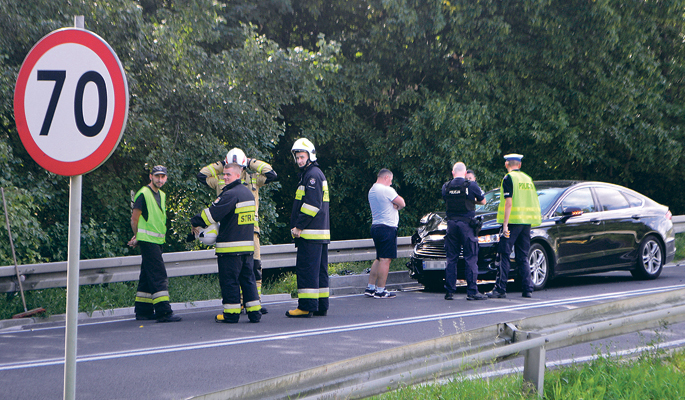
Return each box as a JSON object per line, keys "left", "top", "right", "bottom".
{"left": 134, "top": 186, "right": 166, "bottom": 244}
{"left": 191, "top": 180, "right": 255, "bottom": 254}
{"left": 197, "top": 158, "right": 277, "bottom": 233}
{"left": 290, "top": 161, "right": 330, "bottom": 243}
{"left": 497, "top": 170, "right": 542, "bottom": 226}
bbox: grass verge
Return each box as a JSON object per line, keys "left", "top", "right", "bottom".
{"left": 674, "top": 231, "right": 685, "bottom": 261}
{"left": 0, "top": 258, "right": 409, "bottom": 320}
{"left": 372, "top": 346, "right": 685, "bottom": 399}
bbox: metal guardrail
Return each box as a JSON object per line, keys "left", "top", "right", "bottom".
{"left": 2, "top": 215, "right": 683, "bottom": 294}
{"left": 189, "top": 287, "right": 685, "bottom": 400}
{"left": 0, "top": 237, "right": 413, "bottom": 293}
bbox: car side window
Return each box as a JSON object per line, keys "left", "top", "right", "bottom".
{"left": 595, "top": 187, "right": 630, "bottom": 211}
{"left": 623, "top": 192, "right": 643, "bottom": 208}
{"left": 554, "top": 188, "right": 596, "bottom": 216}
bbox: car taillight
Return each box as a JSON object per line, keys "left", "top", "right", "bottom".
{"left": 666, "top": 210, "right": 672, "bottom": 220}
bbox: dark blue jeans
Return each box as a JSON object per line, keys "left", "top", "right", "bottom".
{"left": 495, "top": 224, "right": 533, "bottom": 294}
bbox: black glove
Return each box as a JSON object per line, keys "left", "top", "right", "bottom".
{"left": 185, "top": 232, "right": 196, "bottom": 243}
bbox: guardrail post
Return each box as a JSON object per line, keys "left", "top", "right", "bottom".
{"left": 522, "top": 333, "right": 546, "bottom": 397}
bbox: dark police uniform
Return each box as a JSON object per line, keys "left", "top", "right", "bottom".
{"left": 493, "top": 170, "right": 540, "bottom": 296}
{"left": 290, "top": 160, "right": 330, "bottom": 313}
{"left": 442, "top": 177, "right": 485, "bottom": 297}
{"left": 191, "top": 179, "right": 261, "bottom": 323}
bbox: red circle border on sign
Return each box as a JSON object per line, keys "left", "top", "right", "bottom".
{"left": 14, "top": 28, "right": 128, "bottom": 176}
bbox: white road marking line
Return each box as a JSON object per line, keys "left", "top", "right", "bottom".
{"left": 1, "top": 284, "right": 684, "bottom": 371}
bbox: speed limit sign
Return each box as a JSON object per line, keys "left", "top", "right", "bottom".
{"left": 14, "top": 28, "right": 128, "bottom": 176}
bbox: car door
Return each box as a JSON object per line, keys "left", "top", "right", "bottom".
{"left": 551, "top": 187, "right": 607, "bottom": 273}
{"left": 593, "top": 186, "right": 640, "bottom": 267}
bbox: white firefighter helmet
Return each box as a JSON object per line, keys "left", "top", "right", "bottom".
{"left": 291, "top": 138, "right": 317, "bottom": 162}
{"left": 225, "top": 148, "right": 248, "bottom": 167}
{"left": 195, "top": 223, "right": 219, "bottom": 246}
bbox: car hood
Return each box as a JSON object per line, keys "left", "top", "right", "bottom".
{"left": 414, "top": 211, "right": 501, "bottom": 240}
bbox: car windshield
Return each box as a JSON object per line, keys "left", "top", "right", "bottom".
{"left": 477, "top": 186, "right": 567, "bottom": 215}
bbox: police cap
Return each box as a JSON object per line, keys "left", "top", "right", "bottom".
{"left": 503, "top": 154, "right": 523, "bottom": 162}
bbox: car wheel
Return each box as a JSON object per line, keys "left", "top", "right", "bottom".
{"left": 631, "top": 235, "right": 663, "bottom": 280}
{"left": 528, "top": 243, "right": 550, "bottom": 290}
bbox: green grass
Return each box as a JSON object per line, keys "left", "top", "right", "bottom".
{"left": 674, "top": 232, "right": 685, "bottom": 262}
{"left": 371, "top": 347, "right": 685, "bottom": 400}
{"left": 0, "top": 258, "right": 409, "bottom": 320}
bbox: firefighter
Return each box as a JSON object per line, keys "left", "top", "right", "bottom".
{"left": 191, "top": 150, "right": 261, "bottom": 323}
{"left": 287, "top": 138, "right": 330, "bottom": 318}
{"left": 197, "top": 149, "right": 277, "bottom": 314}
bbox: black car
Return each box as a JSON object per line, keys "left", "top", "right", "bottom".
{"left": 407, "top": 180, "right": 676, "bottom": 290}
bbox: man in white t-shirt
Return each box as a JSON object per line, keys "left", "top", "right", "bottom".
{"left": 366, "top": 169, "right": 405, "bottom": 299}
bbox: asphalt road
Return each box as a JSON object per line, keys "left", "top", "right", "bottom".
{"left": 1, "top": 264, "right": 685, "bottom": 400}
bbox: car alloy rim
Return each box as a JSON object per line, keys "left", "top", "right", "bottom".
{"left": 529, "top": 248, "right": 547, "bottom": 285}
{"left": 642, "top": 240, "right": 662, "bottom": 274}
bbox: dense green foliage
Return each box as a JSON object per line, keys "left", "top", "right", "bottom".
{"left": 1, "top": 0, "right": 684, "bottom": 265}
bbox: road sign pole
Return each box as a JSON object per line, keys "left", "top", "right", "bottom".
{"left": 63, "top": 175, "right": 82, "bottom": 400}
{"left": 63, "top": 17, "right": 83, "bottom": 400}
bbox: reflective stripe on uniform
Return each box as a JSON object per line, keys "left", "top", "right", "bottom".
{"left": 300, "top": 203, "right": 319, "bottom": 217}
{"left": 223, "top": 303, "right": 241, "bottom": 314}
{"left": 318, "top": 287, "right": 330, "bottom": 298}
{"left": 323, "top": 181, "right": 329, "bottom": 202}
{"left": 245, "top": 300, "right": 261, "bottom": 312}
{"left": 300, "top": 229, "right": 330, "bottom": 240}
{"left": 235, "top": 200, "right": 256, "bottom": 213}
{"left": 135, "top": 291, "right": 153, "bottom": 303}
{"left": 209, "top": 165, "right": 219, "bottom": 179}
{"left": 152, "top": 290, "right": 170, "bottom": 304}
{"left": 298, "top": 288, "right": 319, "bottom": 299}
{"left": 202, "top": 208, "right": 216, "bottom": 225}
{"left": 138, "top": 229, "right": 165, "bottom": 239}
{"left": 215, "top": 240, "right": 255, "bottom": 253}
{"left": 295, "top": 185, "right": 305, "bottom": 200}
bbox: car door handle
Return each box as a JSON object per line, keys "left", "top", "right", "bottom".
{"left": 631, "top": 215, "right": 641, "bottom": 220}
{"left": 590, "top": 219, "right": 601, "bottom": 225}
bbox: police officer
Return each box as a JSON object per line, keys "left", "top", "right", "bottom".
{"left": 191, "top": 152, "right": 261, "bottom": 323}
{"left": 128, "top": 165, "right": 181, "bottom": 322}
{"left": 442, "top": 162, "right": 487, "bottom": 301}
{"left": 197, "top": 148, "right": 277, "bottom": 314}
{"left": 287, "top": 138, "right": 330, "bottom": 318}
{"left": 487, "top": 154, "right": 541, "bottom": 299}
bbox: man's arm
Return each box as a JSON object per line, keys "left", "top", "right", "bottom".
{"left": 392, "top": 195, "right": 406, "bottom": 210}
{"left": 128, "top": 208, "right": 142, "bottom": 247}
{"left": 247, "top": 159, "right": 278, "bottom": 187}
{"left": 197, "top": 161, "right": 224, "bottom": 192}
{"left": 502, "top": 197, "right": 512, "bottom": 236}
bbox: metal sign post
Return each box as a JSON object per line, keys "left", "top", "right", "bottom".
{"left": 13, "top": 14, "right": 128, "bottom": 400}
{"left": 63, "top": 15, "right": 84, "bottom": 400}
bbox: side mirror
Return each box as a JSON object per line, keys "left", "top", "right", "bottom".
{"left": 563, "top": 207, "right": 583, "bottom": 217}
{"left": 558, "top": 207, "right": 583, "bottom": 223}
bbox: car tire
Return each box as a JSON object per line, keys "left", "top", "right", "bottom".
{"left": 528, "top": 243, "right": 550, "bottom": 290}
{"left": 631, "top": 235, "right": 664, "bottom": 280}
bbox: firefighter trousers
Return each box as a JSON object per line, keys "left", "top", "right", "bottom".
{"left": 135, "top": 241, "right": 172, "bottom": 317}
{"left": 218, "top": 254, "right": 261, "bottom": 315}
{"left": 295, "top": 241, "right": 329, "bottom": 312}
